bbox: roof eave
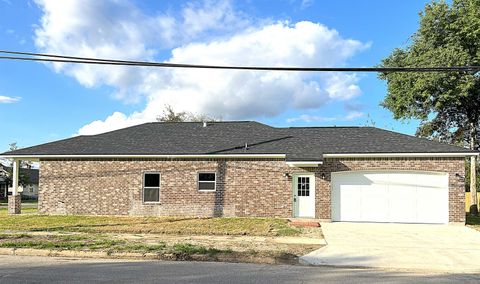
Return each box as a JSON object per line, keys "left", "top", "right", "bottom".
{"left": 0, "top": 153, "right": 287, "bottom": 160}
{"left": 286, "top": 161, "right": 323, "bottom": 167}
{"left": 323, "top": 152, "right": 479, "bottom": 158}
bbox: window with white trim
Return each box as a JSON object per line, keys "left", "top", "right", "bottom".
{"left": 297, "top": 176, "right": 310, "bottom": 196}
{"left": 198, "top": 172, "right": 216, "bottom": 191}
{"left": 143, "top": 172, "right": 160, "bottom": 203}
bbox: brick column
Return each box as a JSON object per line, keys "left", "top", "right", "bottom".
{"left": 8, "top": 195, "right": 21, "bottom": 214}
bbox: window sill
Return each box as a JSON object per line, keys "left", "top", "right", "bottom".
{"left": 198, "top": 190, "right": 216, "bottom": 193}
{"left": 143, "top": 202, "right": 161, "bottom": 205}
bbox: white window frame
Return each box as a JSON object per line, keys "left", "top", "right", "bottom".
{"left": 197, "top": 172, "right": 216, "bottom": 192}
{"left": 143, "top": 172, "right": 161, "bottom": 204}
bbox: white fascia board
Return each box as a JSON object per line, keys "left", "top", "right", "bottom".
{"left": 0, "top": 154, "right": 286, "bottom": 160}
{"left": 323, "top": 152, "right": 478, "bottom": 158}
{"left": 286, "top": 161, "right": 323, "bottom": 167}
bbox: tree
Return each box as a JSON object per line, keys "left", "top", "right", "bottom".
{"left": 3, "top": 142, "right": 30, "bottom": 187}
{"left": 378, "top": 0, "right": 480, "bottom": 215}
{"left": 466, "top": 161, "right": 480, "bottom": 192}
{"left": 156, "top": 105, "right": 219, "bottom": 122}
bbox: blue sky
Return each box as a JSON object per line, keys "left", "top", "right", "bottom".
{"left": 0, "top": 0, "right": 433, "bottom": 152}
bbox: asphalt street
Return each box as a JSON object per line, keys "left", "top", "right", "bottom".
{"left": 0, "top": 255, "right": 479, "bottom": 284}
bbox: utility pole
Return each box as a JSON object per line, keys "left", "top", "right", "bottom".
{"left": 470, "top": 156, "right": 478, "bottom": 216}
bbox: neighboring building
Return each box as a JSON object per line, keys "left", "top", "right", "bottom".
{"left": 0, "top": 121, "right": 477, "bottom": 224}
{"left": 0, "top": 163, "right": 39, "bottom": 199}
{"left": 0, "top": 171, "right": 7, "bottom": 200}
{"left": 0, "top": 163, "right": 10, "bottom": 199}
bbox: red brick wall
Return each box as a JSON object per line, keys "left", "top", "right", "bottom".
{"left": 38, "top": 157, "right": 465, "bottom": 223}
{"left": 39, "top": 159, "right": 294, "bottom": 217}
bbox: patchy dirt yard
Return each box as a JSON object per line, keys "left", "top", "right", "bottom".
{"left": 0, "top": 212, "right": 324, "bottom": 264}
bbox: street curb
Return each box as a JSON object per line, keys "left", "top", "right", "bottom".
{"left": 0, "top": 248, "right": 300, "bottom": 265}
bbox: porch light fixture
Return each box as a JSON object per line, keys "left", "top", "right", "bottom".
{"left": 284, "top": 172, "right": 291, "bottom": 179}
{"left": 321, "top": 173, "right": 326, "bottom": 179}
{"left": 455, "top": 173, "right": 464, "bottom": 181}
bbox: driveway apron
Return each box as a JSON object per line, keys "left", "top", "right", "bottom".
{"left": 300, "top": 222, "right": 480, "bottom": 272}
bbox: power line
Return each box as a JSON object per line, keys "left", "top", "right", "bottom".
{"left": 0, "top": 50, "right": 479, "bottom": 73}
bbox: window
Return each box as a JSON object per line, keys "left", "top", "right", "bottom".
{"left": 143, "top": 172, "right": 160, "bottom": 203}
{"left": 297, "top": 176, "right": 310, "bottom": 197}
{"left": 198, "top": 172, "right": 216, "bottom": 191}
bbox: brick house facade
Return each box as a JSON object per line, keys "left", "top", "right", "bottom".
{"left": 3, "top": 122, "right": 474, "bottom": 223}
{"left": 38, "top": 156, "right": 466, "bottom": 223}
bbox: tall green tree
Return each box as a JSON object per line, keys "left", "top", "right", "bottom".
{"left": 379, "top": 0, "right": 480, "bottom": 149}
{"left": 379, "top": 0, "right": 480, "bottom": 214}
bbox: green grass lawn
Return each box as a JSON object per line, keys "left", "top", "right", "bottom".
{"left": 0, "top": 201, "right": 38, "bottom": 215}
{"left": 0, "top": 207, "right": 38, "bottom": 215}
{"left": 0, "top": 210, "right": 300, "bottom": 237}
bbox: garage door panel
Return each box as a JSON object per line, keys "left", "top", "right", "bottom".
{"left": 360, "top": 184, "right": 389, "bottom": 222}
{"left": 362, "top": 172, "right": 390, "bottom": 186}
{"left": 416, "top": 186, "right": 448, "bottom": 223}
{"left": 336, "top": 184, "right": 362, "bottom": 221}
{"left": 386, "top": 172, "right": 419, "bottom": 187}
{"left": 415, "top": 174, "right": 447, "bottom": 188}
{"left": 388, "top": 185, "right": 417, "bottom": 223}
{"left": 332, "top": 171, "right": 448, "bottom": 224}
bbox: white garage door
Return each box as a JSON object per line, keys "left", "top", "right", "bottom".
{"left": 331, "top": 171, "right": 449, "bottom": 224}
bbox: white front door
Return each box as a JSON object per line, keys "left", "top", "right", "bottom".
{"left": 293, "top": 174, "right": 315, "bottom": 218}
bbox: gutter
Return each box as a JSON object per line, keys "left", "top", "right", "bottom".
{"left": 323, "top": 152, "right": 479, "bottom": 158}
{"left": 0, "top": 154, "right": 287, "bottom": 161}
{"left": 286, "top": 161, "right": 323, "bottom": 167}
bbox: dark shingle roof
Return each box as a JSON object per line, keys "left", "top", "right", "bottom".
{"left": 0, "top": 121, "right": 474, "bottom": 161}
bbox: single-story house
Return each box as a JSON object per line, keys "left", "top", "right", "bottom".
{"left": 1, "top": 121, "right": 477, "bottom": 224}
{"left": 0, "top": 163, "right": 39, "bottom": 200}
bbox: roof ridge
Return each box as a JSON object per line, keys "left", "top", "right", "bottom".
{"left": 148, "top": 121, "right": 254, "bottom": 124}
{"left": 286, "top": 126, "right": 363, "bottom": 129}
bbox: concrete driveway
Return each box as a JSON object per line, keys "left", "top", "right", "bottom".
{"left": 301, "top": 222, "right": 480, "bottom": 272}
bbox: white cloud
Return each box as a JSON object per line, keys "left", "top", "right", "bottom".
{"left": 34, "top": 0, "right": 246, "bottom": 102}
{"left": 287, "top": 110, "right": 365, "bottom": 123}
{"left": 151, "top": 22, "right": 367, "bottom": 119}
{"left": 181, "top": 0, "right": 249, "bottom": 39}
{"left": 301, "top": 0, "right": 314, "bottom": 9}
{"left": 345, "top": 110, "right": 365, "bottom": 120}
{"left": 34, "top": 0, "right": 369, "bottom": 135}
{"left": 76, "top": 111, "right": 149, "bottom": 136}
{"left": 0, "top": 96, "right": 20, "bottom": 103}
{"left": 34, "top": 0, "right": 173, "bottom": 102}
